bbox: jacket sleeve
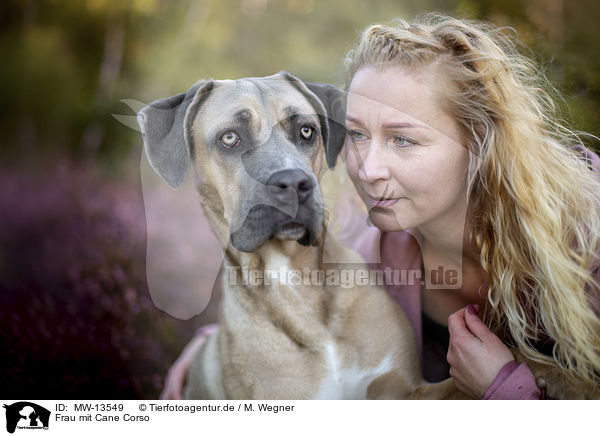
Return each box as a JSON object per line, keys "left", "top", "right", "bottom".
{"left": 482, "top": 360, "right": 542, "bottom": 400}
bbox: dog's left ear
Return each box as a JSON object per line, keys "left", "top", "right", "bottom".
{"left": 279, "top": 72, "right": 346, "bottom": 168}
{"left": 137, "top": 80, "right": 214, "bottom": 188}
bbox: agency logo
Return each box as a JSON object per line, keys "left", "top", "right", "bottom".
{"left": 3, "top": 402, "right": 50, "bottom": 434}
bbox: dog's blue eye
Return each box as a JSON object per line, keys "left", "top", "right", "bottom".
{"left": 300, "top": 126, "right": 314, "bottom": 140}
{"left": 220, "top": 131, "right": 240, "bottom": 148}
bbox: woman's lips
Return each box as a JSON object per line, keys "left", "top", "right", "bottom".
{"left": 367, "top": 195, "right": 402, "bottom": 208}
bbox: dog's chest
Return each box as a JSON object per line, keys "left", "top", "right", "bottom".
{"left": 311, "top": 343, "right": 393, "bottom": 400}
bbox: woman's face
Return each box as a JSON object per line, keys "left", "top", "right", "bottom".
{"left": 344, "top": 65, "right": 471, "bottom": 234}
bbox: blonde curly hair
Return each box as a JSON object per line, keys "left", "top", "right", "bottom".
{"left": 344, "top": 12, "right": 600, "bottom": 386}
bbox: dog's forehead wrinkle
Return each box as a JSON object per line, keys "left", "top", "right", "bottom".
{"left": 212, "top": 87, "right": 279, "bottom": 141}
{"left": 215, "top": 107, "right": 262, "bottom": 134}
{"left": 250, "top": 76, "right": 289, "bottom": 93}
{"left": 235, "top": 109, "right": 252, "bottom": 122}
{"left": 235, "top": 78, "right": 272, "bottom": 111}
{"left": 283, "top": 105, "right": 302, "bottom": 117}
{"left": 195, "top": 102, "right": 271, "bottom": 147}
{"left": 206, "top": 82, "right": 261, "bottom": 111}
{"left": 273, "top": 98, "right": 314, "bottom": 120}
{"left": 245, "top": 78, "right": 313, "bottom": 116}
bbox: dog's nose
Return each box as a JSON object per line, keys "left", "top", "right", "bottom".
{"left": 266, "top": 169, "right": 314, "bottom": 203}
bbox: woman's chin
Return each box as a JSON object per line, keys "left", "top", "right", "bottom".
{"left": 367, "top": 208, "right": 409, "bottom": 232}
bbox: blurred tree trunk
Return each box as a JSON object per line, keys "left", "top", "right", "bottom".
{"left": 81, "top": 12, "right": 125, "bottom": 155}
{"left": 99, "top": 13, "right": 125, "bottom": 99}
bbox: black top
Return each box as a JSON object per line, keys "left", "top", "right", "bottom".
{"left": 421, "top": 311, "right": 451, "bottom": 382}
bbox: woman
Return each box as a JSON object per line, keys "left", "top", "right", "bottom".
{"left": 162, "top": 13, "right": 600, "bottom": 399}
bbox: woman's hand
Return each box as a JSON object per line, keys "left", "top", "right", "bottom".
{"left": 446, "top": 304, "right": 515, "bottom": 399}
{"left": 160, "top": 324, "right": 218, "bottom": 400}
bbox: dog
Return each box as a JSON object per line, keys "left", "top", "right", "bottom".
{"left": 137, "top": 71, "right": 464, "bottom": 399}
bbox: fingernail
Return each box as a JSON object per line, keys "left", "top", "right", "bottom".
{"left": 467, "top": 304, "right": 476, "bottom": 315}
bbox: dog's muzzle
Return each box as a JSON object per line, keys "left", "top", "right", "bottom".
{"left": 230, "top": 169, "right": 324, "bottom": 252}
{"left": 268, "top": 169, "right": 314, "bottom": 243}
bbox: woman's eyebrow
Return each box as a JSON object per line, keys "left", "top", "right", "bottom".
{"left": 345, "top": 115, "right": 363, "bottom": 126}
{"left": 345, "top": 115, "right": 427, "bottom": 130}
{"left": 382, "top": 121, "right": 426, "bottom": 129}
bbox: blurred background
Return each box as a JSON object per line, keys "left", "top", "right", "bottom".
{"left": 1, "top": 0, "right": 599, "bottom": 399}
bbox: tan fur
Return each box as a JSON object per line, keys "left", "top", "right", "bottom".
{"left": 511, "top": 349, "right": 600, "bottom": 399}
{"left": 182, "top": 78, "right": 465, "bottom": 400}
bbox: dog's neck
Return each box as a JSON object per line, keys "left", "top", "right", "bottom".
{"left": 222, "top": 239, "right": 333, "bottom": 348}
{"left": 224, "top": 238, "right": 325, "bottom": 294}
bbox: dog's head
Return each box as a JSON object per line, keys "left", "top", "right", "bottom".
{"left": 138, "top": 71, "right": 346, "bottom": 253}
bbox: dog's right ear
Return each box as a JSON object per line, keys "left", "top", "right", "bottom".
{"left": 277, "top": 71, "right": 347, "bottom": 169}
{"left": 137, "top": 81, "right": 213, "bottom": 188}
{"left": 303, "top": 81, "right": 347, "bottom": 169}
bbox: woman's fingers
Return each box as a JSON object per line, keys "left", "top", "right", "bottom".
{"left": 447, "top": 307, "right": 472, "bottom": 340}
{"left": 446, "top": 306, "right": 516, "bottom": 398}
{"left": 463, "top": 304, "right": 490, "bottom": 341}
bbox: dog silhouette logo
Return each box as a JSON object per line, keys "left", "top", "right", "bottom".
{"left": 3, "top": 402, "right": 50, "bottom": 434}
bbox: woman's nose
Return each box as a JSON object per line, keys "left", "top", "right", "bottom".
{"left": 357, "top": 141, "right": 390, "bottom": 183}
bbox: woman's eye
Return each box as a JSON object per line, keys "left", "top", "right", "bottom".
{"left": 348, "top": 130, "right": 367, "bottom": 141}
{"left": 220, "top": 131, "right": 240, "bottom": 148}
{"left": 393, "top": 135, "right": 416, "bottom": 148}
{"left": 300, "top": 126, "right": 314, "bottom": 140}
